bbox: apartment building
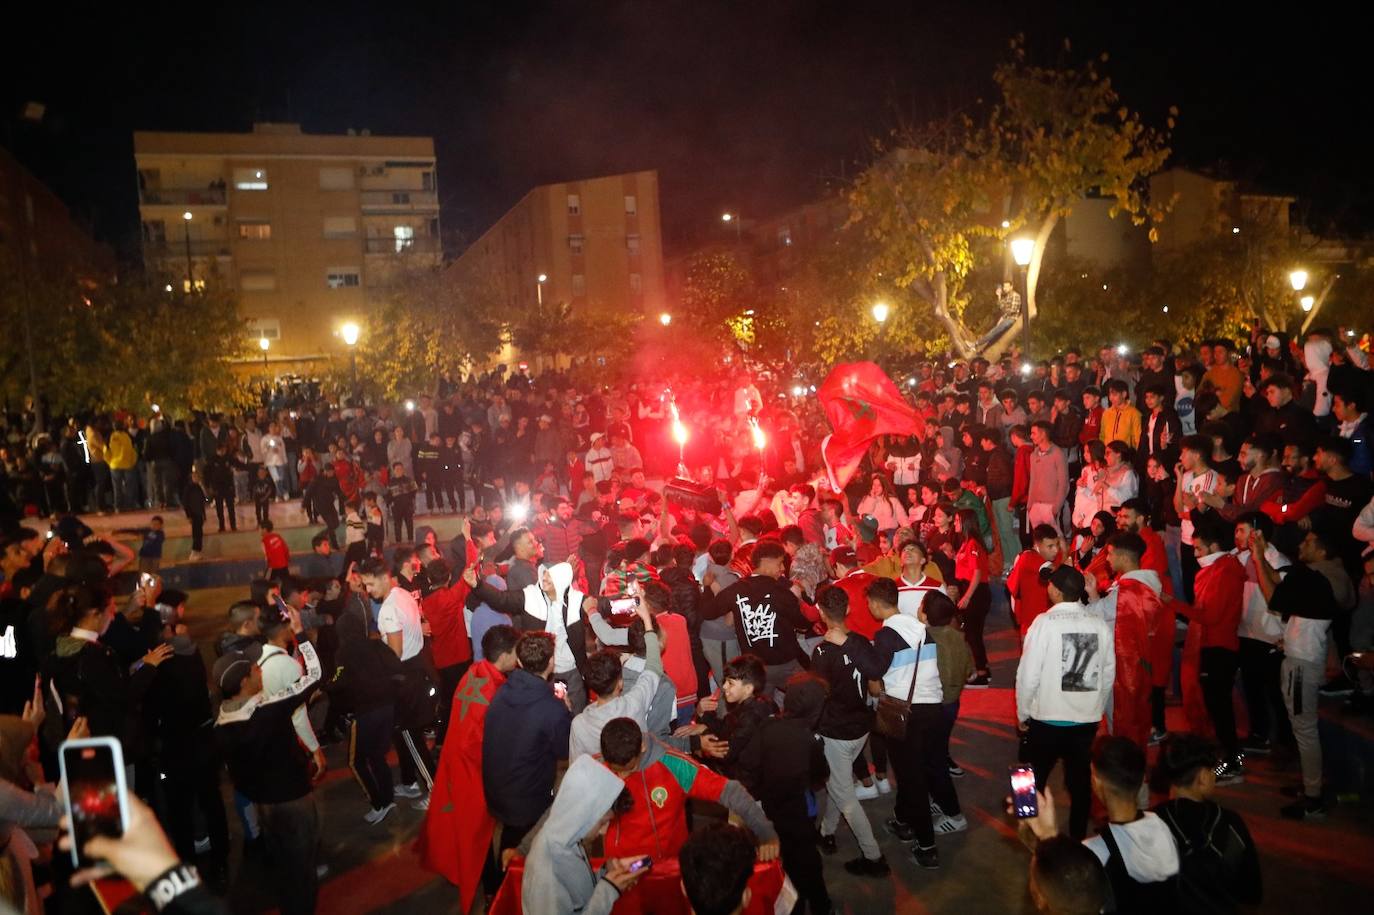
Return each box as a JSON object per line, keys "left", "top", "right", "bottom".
{"left": 133, "top": 122, "right": 440, "bottom": 365}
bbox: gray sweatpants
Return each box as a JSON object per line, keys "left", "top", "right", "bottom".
{"left": 820, "top": 734, "right": 882, "bottom": 860}
{"left": 1282, "top": 656, "right": 1324, "bottom": 797}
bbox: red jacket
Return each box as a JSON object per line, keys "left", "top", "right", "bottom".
{"left": 607, "top": 749, "right": 729, "bottom": 859}
{"left": 1079, "top": 405, "right": 1104, "bottom": 446}
{"left": 423, "top": 579, "right": 473, "bottom": 669}
{"left": 1189, "top": 553, "right": 1245, "bottom": 651}
{"left": 1113, "top": 576, "right": 1161, "bottom": 748}
{"left": 831, "top": 570, "right": 881, "bottom": 639}
{"left": 1007, "top": 549, "right": 1055, "bottom": 637}
{"left": 1138, "top": 526, "right": 1173, "bottom": 597}
{"left": 262, "top": 532, "right": 290, "bottom": 570}
{"left": 1010, "top": 444, "right": 1033, "bottom": 507}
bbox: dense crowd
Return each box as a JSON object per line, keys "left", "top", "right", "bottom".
{"left": 0, "top": 322, "right": 1372, "bottom": 914}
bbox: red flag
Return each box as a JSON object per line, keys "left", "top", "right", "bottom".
{"left": 817, "top": 362, "right": 922, "bottom": 490}
{"left": 415, "top": 659, "right": 507, "bottom": 911}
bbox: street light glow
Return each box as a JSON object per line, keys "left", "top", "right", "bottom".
{"left": 1117, "top": 343, "right": 1128, "bottom": 355}
{"left": 340, "top": 322, "right": 360, "bottom": 346}
{"left": 1010, "top": 237, "right": 1035, "bottom": 267}
{"left": 1300, "top": 295, "right": 1315, "bottom": 312}
{"left": 182, "top": 211, "right": 192, "bottom": 221}
{"left": 659, "top": 312, "right": 672, "bottom": 326}
{"left": 1000, "top": 219, "right": 1011, "bottom": 229}
{"left": 871, "top": 301, "right": 890, "bottom": 324}
{"left": 405, "top": 400, "right": 416, "bottom": 412}
{"left": 721, "top": 212, "right": 733, "bottom": 222}
{"left": 258, "top": 336, "right": 270, "bottom": 352}
{"left": 1020, "top": 362, "right": 1033, "bottom": 375}
{"left": 1232, "top": 226, "right": 1241, "bottom": 234}
{"left": 164, "top": 284, "right": 173, "bottom": 292}
{"left": 1289, "top": 269, "right": 1309, "bottom": 292}
{"left": 537, "top": 273, "right": 548, "bottom": 283}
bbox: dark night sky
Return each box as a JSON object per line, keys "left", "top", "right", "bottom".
{"left": 3, "top": 1, "right": 1368, "bottom": 260}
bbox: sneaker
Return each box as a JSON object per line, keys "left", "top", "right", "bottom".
{"left": 818, "top": 834, "right": 838, "bottom": 856}
{"left": 412, "top": 795, "right": 430, "bottom": 811}
{"left": 885, "top": 818, "right": 916, "bottom": 842}
{"left": 394, "top": 782, "right": 424, "bottom": 799}
{"left": 1280, "top": 796, "right": 1326, "bottom": 821}
{"left": 1319, "top": 675, "right": 1355, "bottom": 698}
{"left": 929, "top": 800, "right": 944, "bottom": 818}
{"left": 364, "top": 803, "right": 396, "bottom": 825}
{"left": 911, "top": 844, "right": 940, "bottom": 869}
{"left": 933, "top": 813, "right": 968, "bottom": 834}
{"left": 1239, "top": 735, "right": 1272, "bottom": 756}
{"left": 947, "top": 760, "right": 965, "bottom": 778}
{"left": 965, "top": 673, "right": 991, "bottom": 689}
{"left": 187, "top": 551, "right": 203, "bottom": 561}
{"left": 1149, "top": 728, "right": 1168, "bottom": 746}
{"left": 1214, "top": 758, "right": 1245, "bottom": 786}
{"left": 856, "top": 782, "right": 879, "bottom": 801}
{"left": 843, "top": 855, "right": 891, "bottom": 877}
{"left": 875, "top": 777, "right": 891, "bottom": 795}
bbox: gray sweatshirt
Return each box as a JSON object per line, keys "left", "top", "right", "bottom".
{"left": 569, "top": 633, "right": 663, "bottom": 761}
{"left": 521, "top": 755, "right": 627, "bottom": 915}
{"left": 1027, "top": 443, "right": 1069, "bottom": 510}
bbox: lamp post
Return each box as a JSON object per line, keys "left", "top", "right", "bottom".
{"left": 537, "top": 273, "right": 547, "bottom": 306}
{"left": 1010, "top": 237, "right": 1035, "bottom": 361}
{"left": 721, "top": 212, "right": 741, "bottom": 241}
{"left": 1289, "top": 269, "right": 1308, "bottom": 293}
{"left": 341, "top": 321, "right": 360, "bottom": 398}
{"left": 258, "top": 336, "right": 270, "bottom": 372}
{"left": 182, "top": 211, "right": 194, "bottom": 292}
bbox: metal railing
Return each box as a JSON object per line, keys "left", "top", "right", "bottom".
{"left": 139, "top": 187, "right": 227, "bottom": 206}
{"left": 364, "top": 236, "right": 440, "bottom": 254}
{"left": 144, "top": 240, "right": 234, "bottom": 258}
{"left": 359, "top": 189, "right": 438, "bottom": 208}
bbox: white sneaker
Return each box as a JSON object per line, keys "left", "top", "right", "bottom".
{"left": 364, "top": 803, "right": 396, "bottom": 825}
{"left": 875, "top": 777, "right": 891, "bottom": 795}
{"left": 394, "top": 782, "right": 423, "bottom": 799}
{"left": 187, "top": 551, "right": 202, "bottom": 561}
{"left": 855, "top": 783, "right": 879, "bottom": 801}
{"left": 933, "top": 813, "right": 968, "bottom": 834}
{"left": 930, "top": 800, "right": 944, "bottom": 817}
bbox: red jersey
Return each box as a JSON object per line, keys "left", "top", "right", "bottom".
{"left": 1190, "top": 553, "right": 1245, "bottom": 651}
{"left": 607, "top": 749, "right": 729, "bottom": 859}
{"left": 832, "top": 570, "right": 881, "bottom": 638}
{"left": 1080, "top": 405, "right": 1104, "bottom": 445}
{"left": 423, "top": 579, "right": 473, "bottom": 669}
{"left": 954, "top": 537, "right": 991, "bottom": 583}
{"left": 1007, "top": 549, "right": 1056, "bottom": 637}
{"left": 262, "top": 532, "right": 290, "bottom": 570}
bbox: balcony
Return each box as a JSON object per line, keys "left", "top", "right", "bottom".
{"left": 360, "top": 189, "right": 439, "bottom": 211}
{"left": 139, "top": 187, "right": 228, "bottom": 207}
{"left": 364, "top": 236, "right": 441, "bottom": 255}
{"left": 144, "top": 239, "right": 234, "bottom": 259}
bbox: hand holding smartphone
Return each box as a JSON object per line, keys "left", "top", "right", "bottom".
{"left": 1010, "top": 765, "right": 1038, "bottom": 819}
{"left": 59, "top": 737, "right": 130, "bottom": 869}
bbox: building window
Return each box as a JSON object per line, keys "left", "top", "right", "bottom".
{"left": 567, "top": 194, "right": 581, "bottom": 215}
{"left": 422, "top": 171, "right": 434, "bottom": 191}
{"left": 572, "top": 274, "right": 586, "bottom": 297}
{"left": 393, "top": 225, "right": 415, "bottom": 252}
{"left": 326, "top": 268, "right": 361, "bottom": 289}
{"left": 240, "top": 272, "right": 276, "bottom": 292}
{"left": 237, "top": 220, "right": 272, "bottom": 240}
{"left": 568, "top": 234, "right": 584, "bottom": 255}
{"left": 626, "top": 234, "right": 640, "bottom": 255}
{"left": 625, "top": 195, "right": 637, "bottom": 215}
{"left": 323, "top": 216, "right": 358, "bottom": 239}
{"left": 233, "top": 167, "right": 268, "bottom": 191}
{"left": 245, "top": 318, "right": 281, "bottom": 340}
{"left": 391, "top": 192, "right": 412, "bottom": 205}
{"left": 319, "top": 167, "right": 354, "bottom": 190}
{"left": 629, "top": 272, "right": 642, "bottom": 294}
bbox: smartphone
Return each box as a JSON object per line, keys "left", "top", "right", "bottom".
{"left": 1010, "top": 765, "right": 1039, "bottom": 819}
{"left": 59, "top": 737, "right": 130, "bottom": 868}
{"left": 626, "top": 855, "right": 653, "bottom": 874}
{"left": 138, "top": 572, "right": 156, "bottom": 590}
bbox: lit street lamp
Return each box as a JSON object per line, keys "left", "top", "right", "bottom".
{"left": 341, "top": 321, "right": 360, "bottom": 397}
{"left": 659, "top": 312, "right": 672, "bottom": 326}
{"left": 871, "top": 301, "right": 890, "bottom": 324}
{"left": 258, "top": 336, "right": 270, "bottom": 370}
{"left": 1011, "top": 236, "right": 1035, "bottom": 361}
{"left": 1289, "top": 269, "right": 1309, "bottom": 292}
{"left": 1300, "top": 294, "right": 1315, "bottom": 313}
{"left": 182, "top": 211, "right": 194, "bottom": 292}
{"left": 537, "top": 273, "right": 548, "bottom": 306}
{"left": 721, "top": 211, "right": 742, "bottom": 240}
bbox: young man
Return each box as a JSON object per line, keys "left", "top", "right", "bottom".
{"left": 1186, "top": 518, "right": 1246, "bottom": 783}
{"left": 1015, "top": 566, "right": 1115, "bottom": 839}
{"left": 182, "top": 470, "right": 208, "bottom": 560}
{"left": 699, "top": 541, "right": 812, "bottom": 694}
{"left": 1079, "top": 386, "right": 1104, "bottom": 449}
{"left": 1099, "top": 380, "right": 1142, "bottom": 450}
{"left": 568, "top": 600, "right": 663, "bottom": 760}
{"left": 1173, "top": 434, "right": 1219, "bottom": 601}
{"left": 921, "top": 591, "right": 975, "bottom": 823}
{"left": 1139, "top": 383, "right": 1182, "bottom": 475}
{"left": 387, "top": 461, "right": 419, "bottom": 544}
{"left": 896, "top": 540, "right": 947, "bottom": 620}
{"left": 1231, "top": 512, "right": 1290, "bottom": 756}
{"left": 1027, "top": 421, "right": 1069, "bottom": 534}
{"left": 1007, "top": 525, "right": 1064, "bottom": 639}
{"left": 680, "top": 824, "right": 760, "bottom": 915}
{"left": 260, "top": 520, "right": 290, "bottom": 579}
{"left": 251, "top": 465, "right": 276, "bottom": 528}
{"left": 1081, "top": 737, "right": 1180, "bottom": 904}
{"left": 811, "top": 585, "right": 888, "bottom": 876}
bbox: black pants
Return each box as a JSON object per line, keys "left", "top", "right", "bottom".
{"left": 189, "top": 514, "right": 205, "bottom": 552}
{"left": 255, "top": 499, "right": 271, "bottom": 526}
{"left": 1180, "top": 545, "right": 1200, "bottom": 603}
{"left": 394, "top": 725, "right": 435, "bottom": 788}
{"left": 959, "top": 581, "right": 992, "bottom": 671}
{"left": 162, "top": 733, "right": 230, "bottom": 863}
{"left": 259, "top": 794, "right": 320, "bottom": 915}
{"left": 1199, "top": 646, "right": 1240, "bottom": 758}
{"left": 484, "top": 819, "right": 537, "bottom": 893}
{"left": 886, "top": 703, "right": 944, "bottom": 848}
{"left": 214, "top": 493, "right": 236, "bottom": 531}
{"left": 1151, "top": 686, "right": 1167, "bottom": 732}
{"left": 436, "top": 660, "right": 472, "bottom": 746}
{"left": 1023, "top": 720, "right": 1097, "bottom": 840}
{"left": 392, "top": 507, "right": 414, "bottom": 543}
{"left": 1238, "top": 637, "right": 1290, "bottom": 745}
{"left": 933, "top": 702, "right": 962, "bottom": 815}
{"left": 350, "top": 704, "right": 395, "bottom": 809}
{"left": 318, "top": 510, "right": 341, "bottom": 548}
{"left": 764, "top": 795, "right": 830, "bottom": 914}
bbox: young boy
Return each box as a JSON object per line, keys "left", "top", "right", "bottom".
{"left": 364, "top": 492, "right": 385, "bottom": 555}
{"left": 694, "top": 654, "right": 775, "bottom": 780}
{"left": 261, "top": 519, "right": 290, "bottom": 579}
{"left": 251, "top": 465, "right": 277, "bottom": 528}
{"left": 920, "top": 591, "right": 974, "bottom": 821}
{"left": 1099, "top": 379, "right": 1142, "bottom": 449}
{"left": 387, "top": 462, "right": 418, "bottom": 544}
{"left": 117, "top": 515, "right": 166, "bottom": 572}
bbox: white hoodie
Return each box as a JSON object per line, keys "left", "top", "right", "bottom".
{"left": 1303, "top": 338, "right": 1333, "bottom": 417}
{"left": 521, "top": 562, "right": 585, "bottom": 672}
{"left": 1016, "top": 600, "right": 1116, "bottom": 724}
{"left": 1084, "top": 812, "right": 1181, "bottom": 883}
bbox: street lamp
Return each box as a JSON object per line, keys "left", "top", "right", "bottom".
{"left": 659, "top": 312, "right": 672, "bottom": 326}
{"left": 721, "top": 211, "right": 742, "bottom": 240}
{"left": 258, "top": 335, "right": 270, "bottom": 370}
{"left": 182, "top": 211, "right": 194, "bottom": 292}
{"left": 871, "top": 301, "right": 890, "bottom": 324}
{"left": 1300, "top": 294, "right": 1315, "bottom": 312}
{"left": 1289, "top": 269, "right": 1309, "bottom": 292}
{"left": 340, "top": 321, "right": 360, "bottom": 398}
{"left": 536, "top": 273, "right": 548, "bottom": 306}
{"left": 1011, "top": 236, "right": 1035, "bottom": 361}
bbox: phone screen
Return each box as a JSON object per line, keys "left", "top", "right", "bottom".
{"left": 62, "top": 742, "right": 127, "bottom": 868}
{"left": 1010, "top": 765, "right": 1038, "bottom": 819}
{"left": 627, "top": 855, "right": 653, "bottom": 874}
{"left": 608, "top": 597, "right": 638, "bottom": 617}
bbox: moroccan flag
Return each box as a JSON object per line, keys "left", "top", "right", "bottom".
{"left": 415, "top": 659, "right": 507, "bottom": 910}
{"left": 817, "top": 361, "right": 922, "bottom": 490}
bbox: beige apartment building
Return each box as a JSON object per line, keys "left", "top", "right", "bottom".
{"left": 133, "top": 122, "right": 440, "bottom": 367}
{"left": 449, "top": 170, "right": 666, "bottom": 365}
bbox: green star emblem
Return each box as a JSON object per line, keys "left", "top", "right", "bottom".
{"left": 840, "top": 397, "right": 875, "bottom": 421}
{"left": 454, "top": 674, "right": 490, "bottom": 721}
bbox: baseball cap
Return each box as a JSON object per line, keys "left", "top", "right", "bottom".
{"left": 829, "top": 546, "right": 857, "bottom": 568}
{"left": 1265, "top": 335, "right": 1281, "bottom": 349}
{"left": 1048, "top": 566, "right": 1086, "bottom": 602}
{"left": 857, "top": 515, "right": 879, "bottom": 543}
{"left": 212, "top": 643, "right": 264, "bottom": 696}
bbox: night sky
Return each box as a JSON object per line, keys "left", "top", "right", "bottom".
{"left": 3, "top": 1, "right": 1367, "bottom": 260}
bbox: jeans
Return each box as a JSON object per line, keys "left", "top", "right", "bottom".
{"left": 1238, "top": 637, "right": 1290, "bottom": 745}
{"left": 1199, "top": 646, "right": 1240, "bottom": 758}
{"left": 255, "top": 499, "right": 271, "bottom": 526}
{"left": 1162, "top": 525, "right": 1185, "bottom": 601}
{"left": 1023, "top": 719, "right": 1097, "bottom": 839}
{"left": 992, "top": 497, "right": 1020, "bottom": 574}
{"left": 764, "top": 658, "right": 803, "bottom": 699}
{"left": 392, "top": 507, "right": 414, "bottom": 544}
{"left": 1180, "top": 542, "right": 1200, "bottom": 604}
{"left": 112, "top": 467, "right": 138, "bottom": 512}
{"left": 886, "top": 703, "right": 945, "bottom": 848}
{"left": 267, "top": 464, "right": 287, "bottom": 499}
{"left": 350, "top": 704, "right": 395, "bottom": 809}
{"left": 259, "top": 793, "right": 320, "bottom": 915}
{"left": 959, "top": 582, "right": 991, "bottom": 671}
{"left": 90, "top": 461, "right": 112, "bottom": 512}
{"left": 820, "top": 734, "right": 881, "bottom": 859}
{"left": 1282, "top": 656, "right": 1324, "bottom": 797}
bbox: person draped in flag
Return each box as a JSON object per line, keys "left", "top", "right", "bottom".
{"left": 1084, "top": 532, "right": 1163, "bottom": 750}
{"left": 416, "top": 625, "right": 520, "bottom": 910}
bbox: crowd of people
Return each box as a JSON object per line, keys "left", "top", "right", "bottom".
{"left": 0, "top": 322, "right": 1372, "bottom": 914}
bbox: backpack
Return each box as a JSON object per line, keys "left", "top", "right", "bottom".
{"left": 1098, "top": 822, "right": 1179, "bottom": 914}
{"left": 1156, "top": 800, "right": 1250, "bottom": 913}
